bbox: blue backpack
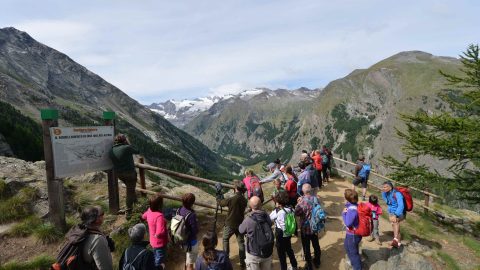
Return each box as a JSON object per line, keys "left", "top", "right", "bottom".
{"left": 306, "top": 197, "right": 327, "bottom": 233}
{"left": 358, "top": 163, "right": 371, "bottom": 180}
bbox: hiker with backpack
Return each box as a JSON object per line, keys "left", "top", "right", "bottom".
{"left": 311, "top": 150, "right": 323, "bottom": 190}
{"left": 295, "top": 184, "right": 322, "bottom": 270}
{"left": 109, "top": 134, "right": 140, "bottom": 219}
{"left": 218, "top": 180, "right": 248, "bottom": 269}
{"left": 142, "top": 194, "right": 168, "bottom": 268}
{"left": 284, "top": 165, "right": 299, "bottom": 207}
{"left": 173, "top": 193, "right": 199, "bottom": 270}
{"left": 195, "top": 232, "right": 233, "bottom": 270}
{"left": 243, "top": 170, "right": 265, "bottom": 202}
{"left": 382, "top": 181, "right": 408, "bottom": 248}
{"left": 118, "top": 223, "right": 158, "bottom": 270}
{"left": 239, "top": 196, "right": 274, "bottom": 270}
{"left": 342, "top": 189, "right": 364, "bottom": 270}
{"left": 366, "top": 195, "right": 383, "bottom": 245}
{"left": 269, "top": 191, "right": 298, "bottom": 270}
{"left": 352, "top": 156, "right": 371, "bottom": 201}
{"left": 52, "top": 206, "right": 113, "bottom": 270}
{"left": 296, "top": 161, "right": 312, "bottom": 197}
{"left": 320, "top": 146, "right": 331, "bottom": 184}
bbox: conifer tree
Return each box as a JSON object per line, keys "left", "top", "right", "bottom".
{"left": 384, "top": 44, "right": 480, "bottom": 203}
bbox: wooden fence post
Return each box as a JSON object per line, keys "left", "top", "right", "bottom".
{"left": 41, "top": 109, "right": 67, "bottom": 231}
{"left": 103, "top": 111, "right": 119, "bottom": 214}
{"left": 424, "top": 188, "right": 430, "bottom": 214}
{"left": 138, "top": 157, "right": 146, "bottom": 196}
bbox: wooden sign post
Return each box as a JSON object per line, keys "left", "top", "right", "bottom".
{"left": 103, "top": 111, "right": 119, "bottom": 214}
{"left": 41, "top": 109, "right": 67, "bottom": 232}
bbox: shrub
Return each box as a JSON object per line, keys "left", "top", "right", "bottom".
{"left": 0, "top": 187, "right": 37, "bottom": 223}
{"left": 8, "top": 216, "right": 42, "bottom": 237}
{"left": 33, "top": 222, "right": 63, "bottom": 244}
{"left": 0, "top": 254, "right": 55, "bottom": 270}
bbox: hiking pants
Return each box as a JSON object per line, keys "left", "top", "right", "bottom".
{"left": 275, "top": 228, "right": 297, "bottom": 270}
{"left": 223, "top": 225, "right": 246, "bottom": 266}
{"left": 345, "top": 234, "right": 362, "bottom": 270}
{"left": 116, "top": 171, "right": 137, "bottom": 212}
{"left": 322, "top": 166, "right": 329, "bottom": 181}
{"left": 301, "top": 232, "right": 321, "bottom": 270}
{"left": 245, "top": 253, "right": 272, "bottom": 270}
{"left": 372, "top": 219, "right": 380, "bottom": 239}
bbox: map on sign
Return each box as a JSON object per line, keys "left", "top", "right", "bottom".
{"left": 50, "top": 126, "right": 114, "bottom": 178}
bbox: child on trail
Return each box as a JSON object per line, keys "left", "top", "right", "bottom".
{"left": 142, "top": 194, "right": 168, "bottom": 268}
{"left": 366, "top": 195, "right": 383, "bottom": 245}
{"left": 270, "top": 191, "right": 298, "bottom": 270}
{"left": 272, "top": 178, "right": 285, "bottom": 203}
{"left": 342, "top": 189, "right": 362, "bottom": 270}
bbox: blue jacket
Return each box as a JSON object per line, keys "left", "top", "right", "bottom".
{"left": 297, "top": 170, "right": 311, "bottom": 196}
{"left": 342, "top": 202, "right": 359, "bottom": 235}
{"left": 382, "top": 190, "right": 405, "bottom": 217}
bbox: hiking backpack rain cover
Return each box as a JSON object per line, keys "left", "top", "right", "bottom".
{"left": 248, "top": 176, "right": 264, "bottom": 201}
{"left": 51, "top": 225, "right": 97, "bottom": 270}
{"left": 170, "top": 209, "right": 191, "bottom": 245}
{"left": 348, "top": 203, "right": 373, "bottom": 237}
{"left": 248, "top": 214, "right": 274, "bottom": 258}
{"left": 394, "top": 187, "right": 413, "bottom": 212}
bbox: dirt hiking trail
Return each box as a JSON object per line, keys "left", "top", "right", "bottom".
{"left": 165, "top": 178, "right": 394, "bottom": 269}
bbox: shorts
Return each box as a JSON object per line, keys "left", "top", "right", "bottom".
{"left": 352, "top": 177, "right": 367, "bottom": 188}
{"left": 389, "top": 214, "right": 405, "bottom": 222}
{"left": 185, "top": 243, "right": 199, "bottom": 265}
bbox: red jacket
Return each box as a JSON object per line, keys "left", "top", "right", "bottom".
{"left": 285, "top": 175, "right": 298, "bottom": 198}
{"left": 311, "top": 154, "right": 323, "bottom": 170}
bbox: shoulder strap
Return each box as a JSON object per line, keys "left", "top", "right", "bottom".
{"left": 130, "top": 249, "right": 147, "bottom": 265}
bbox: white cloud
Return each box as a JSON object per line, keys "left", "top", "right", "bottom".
{"left": 2, "top": 0, "right": 479, "bottom": 103}
{"left": 14, "top": 19, "right": 94, "bottom": 54}
{"left": 208, "top": 83, "right": 252, "bottom": 97}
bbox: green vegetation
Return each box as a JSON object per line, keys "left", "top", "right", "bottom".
{"left": 0, "top": 187, "right": 37, "bottom": 223}
{"left": 0, "top": 254, "right": 55, "bottom": 270}
{"left": 405, "top": 213, "right": 440, "bottom": 237}
{"left": 33, "top": 222, "right": 63, "bottom": 244}
{"left": 0, "top": 101, "right": 43, "bottom": 161}
{"left": 0, "top": 179, "right": 6, "bottom": 199}
{"left": 331, "top": 103, "right": 371, "bottom": 160}
{"left": 437, "top": 251, "right": 461, "bottom": 270}
{"left": 384, "top": 44, "right": 480, "bottom": 203}
{"left": 463, "top": 237, "right": 480, "bottom": 256}
{"left": 8, "top": 216, "right": 42, "bottom": 237}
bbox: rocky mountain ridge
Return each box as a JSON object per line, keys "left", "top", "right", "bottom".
{"left": 148, "top": 87, "right": 319, "bottom": 127}
{"left": 0, "top": 27, "right": 238, "bottom": 177}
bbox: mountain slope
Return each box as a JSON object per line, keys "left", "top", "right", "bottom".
{"left": 184, "top": 51, "right": 461, "bottom": 171}
{"left": 184, "top": 88, "right": 319, "bottom": 164}
{"left": 0, "top": 27, "right": 239, "bottom": 177}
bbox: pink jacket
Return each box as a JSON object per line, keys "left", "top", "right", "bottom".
{"left": 366, "top": 202, "right": 383, "bottom": 220}
{"left": 142, "top": 208, "right": 168, "bottom": 248}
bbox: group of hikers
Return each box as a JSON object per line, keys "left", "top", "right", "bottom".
{"left": 53, "top": 134, "right": 411, "bottom": 270}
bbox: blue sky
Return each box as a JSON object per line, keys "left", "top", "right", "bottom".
{"left": 1, "top": 0, "right": 479, "bottom": 104}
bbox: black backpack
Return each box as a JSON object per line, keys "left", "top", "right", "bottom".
{"left": 247, "top": 214, "right": 274, "bottom": 258}
{"left": 51, "top": 225, "right": 99, "bottom": 270}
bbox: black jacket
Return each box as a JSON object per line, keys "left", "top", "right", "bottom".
{"left": 118, "top": 241, "right": 157, "bottom": 270}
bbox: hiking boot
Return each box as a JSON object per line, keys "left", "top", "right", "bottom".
{"left": 366, "top": 236, "right": 374, "bottom": 242}
{"left": 375, "top": 238, "right": 382, "bottom": 245}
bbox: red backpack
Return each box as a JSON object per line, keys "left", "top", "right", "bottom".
{"left": 394, "top": 187, "right": 413, "bottom": 212}
{"left": 248, "top": 176, "right": 264, "bottom": 202}
{"left": 347, "top": 203, "right": 373, "bottom": 237}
